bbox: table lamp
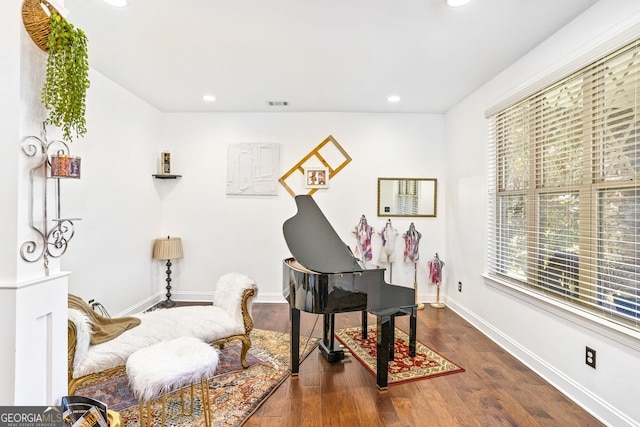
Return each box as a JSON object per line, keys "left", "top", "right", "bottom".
{"left": 152, "top": 236, "right": 183, "bottom": 307}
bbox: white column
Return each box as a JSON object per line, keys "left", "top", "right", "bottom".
{"left": 14, "top": 274, "right": 69, "bottom": 405}
{"left": 0, "top": 0, "right": 24, "bottom": 406}
{"left": 0, "top": 0, "right": 70, "bottom": 405}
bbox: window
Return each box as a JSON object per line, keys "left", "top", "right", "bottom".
{"left": 397, "top": 179, "right": 419, "bottom": 215}
{"left": 488, "top": 39, "right": 640, "bottom": 331}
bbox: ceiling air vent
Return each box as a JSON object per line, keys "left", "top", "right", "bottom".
{"left": 267, "top": 100, "right": 289, "bottom": 107}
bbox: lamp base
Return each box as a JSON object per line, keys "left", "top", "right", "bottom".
{"left": 161, "top": 259, "right": 176, "bottom": 308}
{"left": 160, "top": 299, "right": 176, "bottom": 308}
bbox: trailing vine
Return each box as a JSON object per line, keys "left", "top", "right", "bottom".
{"left": 41, "top": 11, "right": 90, "bottom": 142}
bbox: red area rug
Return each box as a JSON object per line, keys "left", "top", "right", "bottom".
{"left": 75, "top": 329, "right": 318, "bottom": 426}
{"left": 335, "top": 325, "right": 464, "bottom": 386}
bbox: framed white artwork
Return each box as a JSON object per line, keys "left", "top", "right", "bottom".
{"left": 226, "top": 143, "right": 280, "bottom": 195}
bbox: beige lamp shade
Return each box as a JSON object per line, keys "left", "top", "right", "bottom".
{"left": 152, "top": 237, "right": 184, "bottom": 260}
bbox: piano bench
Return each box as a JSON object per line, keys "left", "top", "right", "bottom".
{"left": 361, "top": 307, "right": 417, "bottom": 361}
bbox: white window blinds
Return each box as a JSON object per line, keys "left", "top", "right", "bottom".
{"left": 488, "top": 39, "right": 640, "bottom": 331}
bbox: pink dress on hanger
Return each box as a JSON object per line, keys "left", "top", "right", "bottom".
{"left": 429, "top": 256, "right": 444, "bottom": 284}
{"left": 403, "top": 223, "right": 421, "bottom": 263}
{"left": 354, "top": 215, "right": 374, "bottom": 261}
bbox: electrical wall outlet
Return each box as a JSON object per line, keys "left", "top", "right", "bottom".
{"left": 458, "top": 281, "right": 462, "bottom": 292}
{"left": 585, "top": 346, "right": 596, "bottom": 369}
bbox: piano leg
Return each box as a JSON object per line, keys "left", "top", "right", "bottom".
{"left": 409, "top": 307, "right": 417, "bottom": 358}
{"left": 361, "top": 311, "right": 367, "bottom": 339}
{"left": 389, "top": 315, "right": 396, "bottom": 361}
{"left": 290, "top": 307, "right": 300, "bottom": 376}
{"left": 375, "top": 313, "right": 392, "bottom": 390}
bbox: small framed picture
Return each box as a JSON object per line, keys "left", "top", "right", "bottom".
{"left": 303, "top": 166, "right": 330, "bottom": 189}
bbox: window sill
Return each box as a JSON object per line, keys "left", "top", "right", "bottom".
{"left": 482, "top": 274, "right": 640, "bottom": 351}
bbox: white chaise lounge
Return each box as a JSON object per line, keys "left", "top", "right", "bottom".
{"left": 67, "top": 272, "right": 258, "bottom": 395}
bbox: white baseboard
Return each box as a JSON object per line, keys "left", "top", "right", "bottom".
{"left": 117, "top": 290, "right": 289, "bottom": 316}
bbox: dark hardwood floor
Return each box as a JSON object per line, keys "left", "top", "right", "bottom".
{"left": 243, "top": 303, "right": 604, "bottom": 427}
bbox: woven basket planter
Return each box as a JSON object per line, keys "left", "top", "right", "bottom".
{"left": 22, "top": 0, "right": 59, "bottom": 52}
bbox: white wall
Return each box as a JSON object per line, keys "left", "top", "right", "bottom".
{"left": 62, "top": 98, "right": 447, "bottom": 313}
{"left": 61, "top": 69, "right": 163, "bottom": 311}
{"left": 444, "top": 0, "right": 640, "bottom": 425}
{"left": 159, "top": 113, "right": 446, "bottom": 304}
{"left": 0, "top": 0, "right": 20, "bottom": 286}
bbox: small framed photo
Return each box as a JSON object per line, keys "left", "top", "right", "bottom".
{"left": 303, "top": 166, "right": 330, "bottom": 189}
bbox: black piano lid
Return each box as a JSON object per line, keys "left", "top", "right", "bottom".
{"left": 283, "top": 195, "right": 363, "bottom": 273}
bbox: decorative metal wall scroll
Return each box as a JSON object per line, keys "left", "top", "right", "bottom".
{"left": 20, "top": 126, "right": 81, "bottom": 275}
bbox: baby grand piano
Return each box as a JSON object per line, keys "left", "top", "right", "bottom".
{"left": 282, "top": 195, "right": 417, "bottom": 389}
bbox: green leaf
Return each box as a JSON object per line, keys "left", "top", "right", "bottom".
{"left": 42, "top": 11, "right": 90, "bottom": 142}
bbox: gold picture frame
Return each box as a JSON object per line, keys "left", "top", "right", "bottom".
{"left": 304, "top": 166, "right": 329, "bottom": 189}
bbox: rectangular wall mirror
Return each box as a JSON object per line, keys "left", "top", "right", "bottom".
{"left": 377, "top": 178, "right": 437, "bottom": 217}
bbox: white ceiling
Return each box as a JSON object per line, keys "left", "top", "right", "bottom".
{"left": 63, "top": 0, "right": 599, "bottom": 114}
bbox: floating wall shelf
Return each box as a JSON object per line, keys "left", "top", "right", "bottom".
{"left": 152, "top": 174, "right": 182, "bottom": 179}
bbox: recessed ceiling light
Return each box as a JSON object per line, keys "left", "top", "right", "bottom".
{"left": 387, "top": 95, "right": 401, "bottom": 103}
{"left": 267, "top": 100, "right": 289, "bottom": 107}
{"left": 445, "top": 0, "right": 472, "bottom": 7}
{"left": 103, "top": 0, "right": 128, "bottom": 7}
{"left": 202, "top": 94, "right": 216, "bottom": 102}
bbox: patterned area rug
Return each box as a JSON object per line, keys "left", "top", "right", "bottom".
{"left": 335, "top": 325, "right": 464, "bottom": 386}
{"left": 75, "top": 329, "right": 318, "bottom": 426}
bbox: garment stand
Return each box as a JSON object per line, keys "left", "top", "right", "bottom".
{"left": 430, "top": 285, "right": 445, "bottom": 309}
{"left": 380, "top": 219, "right": 397, "bottom": 283}
{"left": 429, "top": 253, "right": 445, "bottom": 309}
{"left": 414, "top": 263, "right": 424, "bottom": 310}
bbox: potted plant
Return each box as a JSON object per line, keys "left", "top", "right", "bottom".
{"left": 41, "top": 10, "right": 90, "bottom": 142}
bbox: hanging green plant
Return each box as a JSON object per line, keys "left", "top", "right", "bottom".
{"left": 41, "top": 11, "right": 90, "bottom": 142}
